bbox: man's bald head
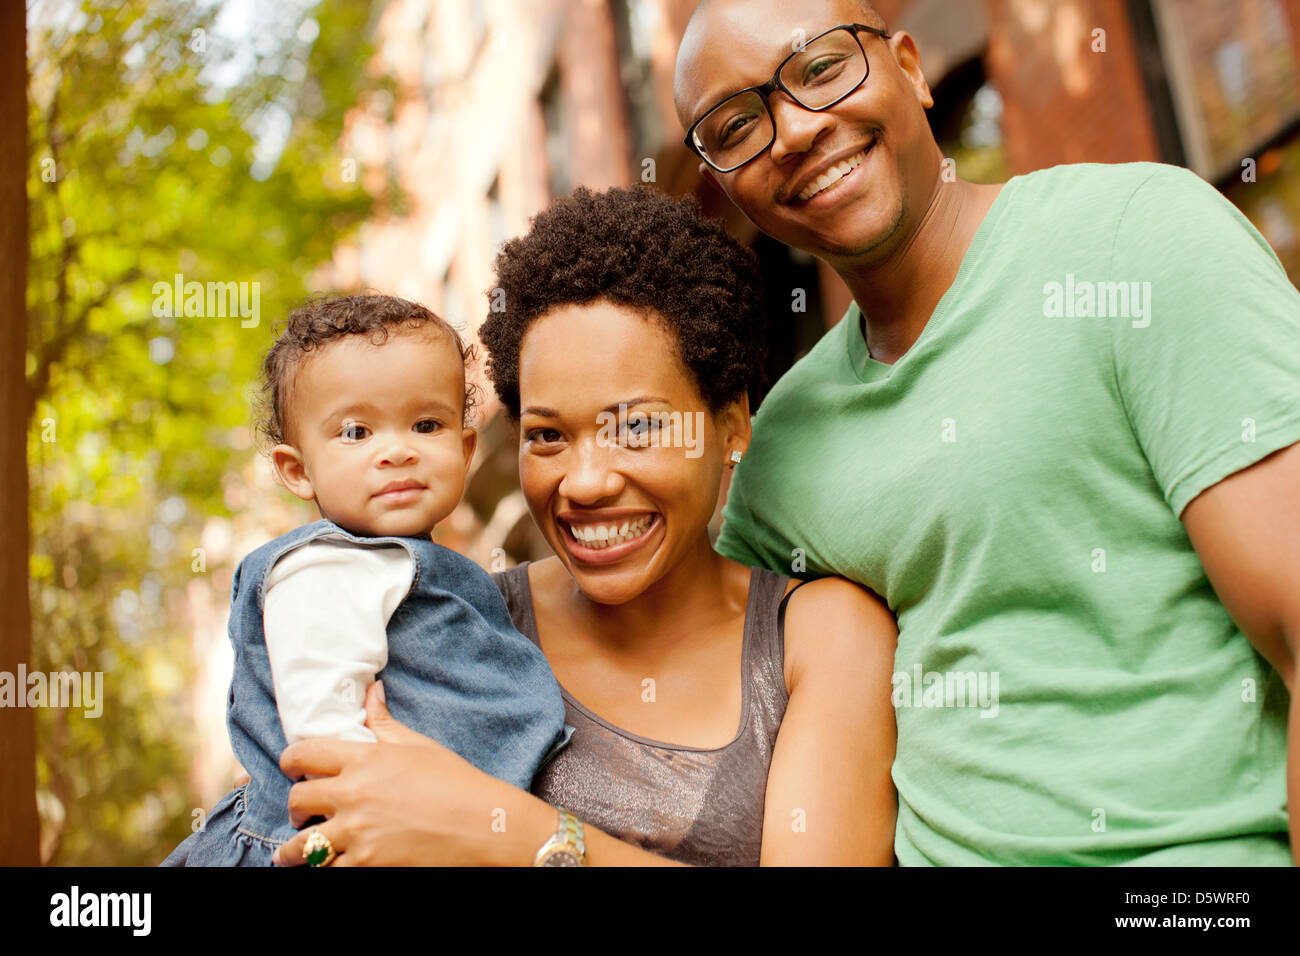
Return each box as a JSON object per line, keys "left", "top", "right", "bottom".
{"left": 675, "top": 0, "right": 888, "bottom": 127}
{"left": 683, "top": 0, "right": 887, "bottom": 37}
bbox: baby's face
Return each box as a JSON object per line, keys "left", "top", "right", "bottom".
{"left": 274, "top": 329, "right": 476, "bottom": 538}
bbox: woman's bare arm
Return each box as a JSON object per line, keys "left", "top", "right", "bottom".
{"left": 757, "top": 577, "right": 899, "bottom": 865}
{"left": 273, "top": 682, "right": 689, "bottom": 866}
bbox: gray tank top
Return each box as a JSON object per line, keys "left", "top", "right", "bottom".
{"left": 492, "top": 562, "right": 805, "bottom": 867}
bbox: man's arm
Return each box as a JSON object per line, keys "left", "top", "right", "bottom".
{"left": 1181, "top": 440, "right": 1300, "bottom": 862}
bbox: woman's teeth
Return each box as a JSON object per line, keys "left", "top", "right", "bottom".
{"left": 567, "top": 515, "right": 654, "bottom": 549}
{"left": 798, "top": 148, "right": 868, "bottom": 202}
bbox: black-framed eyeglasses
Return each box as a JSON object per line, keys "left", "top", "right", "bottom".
{"left": 683, "top": 23, "right": 892, "bottom": 173}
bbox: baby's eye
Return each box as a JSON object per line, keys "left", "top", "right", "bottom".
{"left": 340, "top": 423, "right": 370, "bottom": 442}
{"left": 414, "top": 419, "right": 442, "bottom": 434}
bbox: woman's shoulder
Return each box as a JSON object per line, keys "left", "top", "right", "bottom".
{"left": 782, "top": 574, "right": 887, "bottom": 606}
{"left": 777, "top": 576, "right": 897, "bottom": 690}
{"left": 490, "top": 559, "right": 547, "bottom": 643}
{"left": 489, "top": 559, "right": 530, "bottom": 587}
{"left": 491, "top": 557, "right": 552, "bottom": 601}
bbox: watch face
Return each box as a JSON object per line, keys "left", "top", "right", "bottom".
{"left": 542, "top": 850, "right": 583, "bottom": 867}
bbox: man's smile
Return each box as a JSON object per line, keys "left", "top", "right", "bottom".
{"left": 785, "top": 135, "right": 877, "bottom": 206}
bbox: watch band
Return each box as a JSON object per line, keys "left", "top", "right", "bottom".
{"left": 533, "top": 808, "right": 587, "bottom": 866}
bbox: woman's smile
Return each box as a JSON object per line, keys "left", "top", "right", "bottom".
{"left": 558, "top": 512, "right": 661, "bottom": 565}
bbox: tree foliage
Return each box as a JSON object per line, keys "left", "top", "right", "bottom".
{"left": 27, "top": 0, "right": 384, "bottom": 864}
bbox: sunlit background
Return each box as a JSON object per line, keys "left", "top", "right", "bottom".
{"left": 23, "top": 0, "right": 1300, "bottom": 864}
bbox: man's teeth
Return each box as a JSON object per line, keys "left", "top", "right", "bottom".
{"left": 568, "top": 515, "right": 654, "bottom": 549}
{"left": 798, "top": 148, "right": 868, "bottom": 201}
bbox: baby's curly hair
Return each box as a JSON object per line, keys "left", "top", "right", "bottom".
{"left": 256, "top": 293, "right": 479, "bottom": 450}
{"left": 480, "top": 186, "right": 767, "bottom": 420}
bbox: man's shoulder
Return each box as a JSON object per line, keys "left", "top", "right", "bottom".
{"left": 1017, "top": 159, "right": 1192, "bottom": 189}
{"left": 1025, "top": 162, "right": 1274, "bottom": 267}
{"left": 1012, "top": 161, "right": 1215, "bottom": 215}
{"left": 752, "top": 316, "right": 851, "bottom": 423}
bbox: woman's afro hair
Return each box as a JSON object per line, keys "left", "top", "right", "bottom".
{"left": 480, "top": 185, "right": 768, "bottom": 420}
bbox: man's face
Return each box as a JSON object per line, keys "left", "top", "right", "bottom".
{"left": 674, "top": 0, "right": 937, "bottom": 265}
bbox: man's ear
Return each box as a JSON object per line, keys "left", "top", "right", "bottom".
{"left": 271, "top": 444, "right": 315, "bottom": 502}
{"left": 889, "top": 31, "right": 934, "bottom": 109}
{"left": 461, "top": 427, "right": 478, "bottom": 475}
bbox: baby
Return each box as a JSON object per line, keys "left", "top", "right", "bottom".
{"left": 163, "top": 294, "right": 569, "bottom": 866}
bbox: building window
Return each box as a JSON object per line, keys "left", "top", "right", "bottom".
{"left": 1147, "top": 0, "right": 1300, "bottom": 181}
{"left": 611, "top": 0, "right": 661, "bottom": 163}
{"left": 539, "top": 66, "right": 571, "bottom": 198}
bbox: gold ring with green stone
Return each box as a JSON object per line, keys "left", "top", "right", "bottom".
{"left": 303, "top": 828, "right": 336, "bottom": 867}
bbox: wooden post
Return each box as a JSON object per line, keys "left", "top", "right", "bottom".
{"left": 0, "top": 0, "right": 39, "bottom": 865}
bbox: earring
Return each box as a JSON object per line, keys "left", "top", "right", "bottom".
{"left": 728, "top": 450, "right": 743, "bottom": 466}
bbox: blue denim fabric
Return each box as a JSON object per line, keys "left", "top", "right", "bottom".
{"left": 162, "top": 519, "right": 570, "bottom": 866}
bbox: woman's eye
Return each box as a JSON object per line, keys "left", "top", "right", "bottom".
{"left": 340, "top": 423, "right": 369, "bottom": 442}
{"left": 525, "top": 428, "right": 563, "bottom": 445}
{"left": 622, "top": 415, "right": 660, "bottom": 442}
{"left": 414, "top": 420, "right": 441, "bottom": 434}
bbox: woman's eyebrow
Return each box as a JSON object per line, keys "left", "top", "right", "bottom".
{"left": 520, "top": 397, "right": 672, "bottom": 419}
{"left": 604, "top": 396, "right": 670, "bottom": 412}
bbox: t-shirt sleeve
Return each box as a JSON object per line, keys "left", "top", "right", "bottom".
{"left": 715, "top": 466, "right": 810, "bottom": 575}
{"left": 1107, "top": 165, "right": 1300, "bottom": 518}
{"left": 714, "top": 476, "right": 766, "bottom": 568}
{"left": 262, "top": 539, "right": 414, "bottom": 745}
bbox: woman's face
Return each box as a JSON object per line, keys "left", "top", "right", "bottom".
{"left": 517, "top": 300, "right": 749, "bottom": 605}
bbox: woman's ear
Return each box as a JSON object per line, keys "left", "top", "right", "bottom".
{"left": 719, "top": 394, "right": 752, "bottom": 462}
{"left": 271, "top": 444, "right": 315, "bottom": 502}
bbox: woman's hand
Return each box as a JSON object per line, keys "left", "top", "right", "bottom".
{"left": 272, "top": 681, "right": 554, "bottom": 866}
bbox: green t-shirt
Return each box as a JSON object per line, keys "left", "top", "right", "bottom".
{"left": 716, "top": 162, "right": 1300, "bottom": 866}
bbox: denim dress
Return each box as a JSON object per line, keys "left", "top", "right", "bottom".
{"left": 161, "top": 519, "right": 570, "bottom": 866}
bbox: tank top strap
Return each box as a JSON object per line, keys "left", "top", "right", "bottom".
{"left": 491, "top": 563, "right": 539, "bottom": 647}
{"left": 777, "top": 577, "right": 816, "bottom": 636}
{"left": 741, "top": 567, "right": 804, "bottom": 725}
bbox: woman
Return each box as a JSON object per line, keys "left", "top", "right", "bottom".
{"left": 272, "top": 186, "right": 898, "bottom": 866}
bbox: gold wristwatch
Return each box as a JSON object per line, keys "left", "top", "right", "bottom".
{"left": 533, "top": 808, "right": 587, "bottom": 867}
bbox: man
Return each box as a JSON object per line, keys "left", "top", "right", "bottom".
{"left": 675, "top": 0, "right": 1300, "bottom": 865}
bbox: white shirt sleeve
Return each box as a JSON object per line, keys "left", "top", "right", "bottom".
{"left": 262, "top": 538, "right": 415, "bottom": 746}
